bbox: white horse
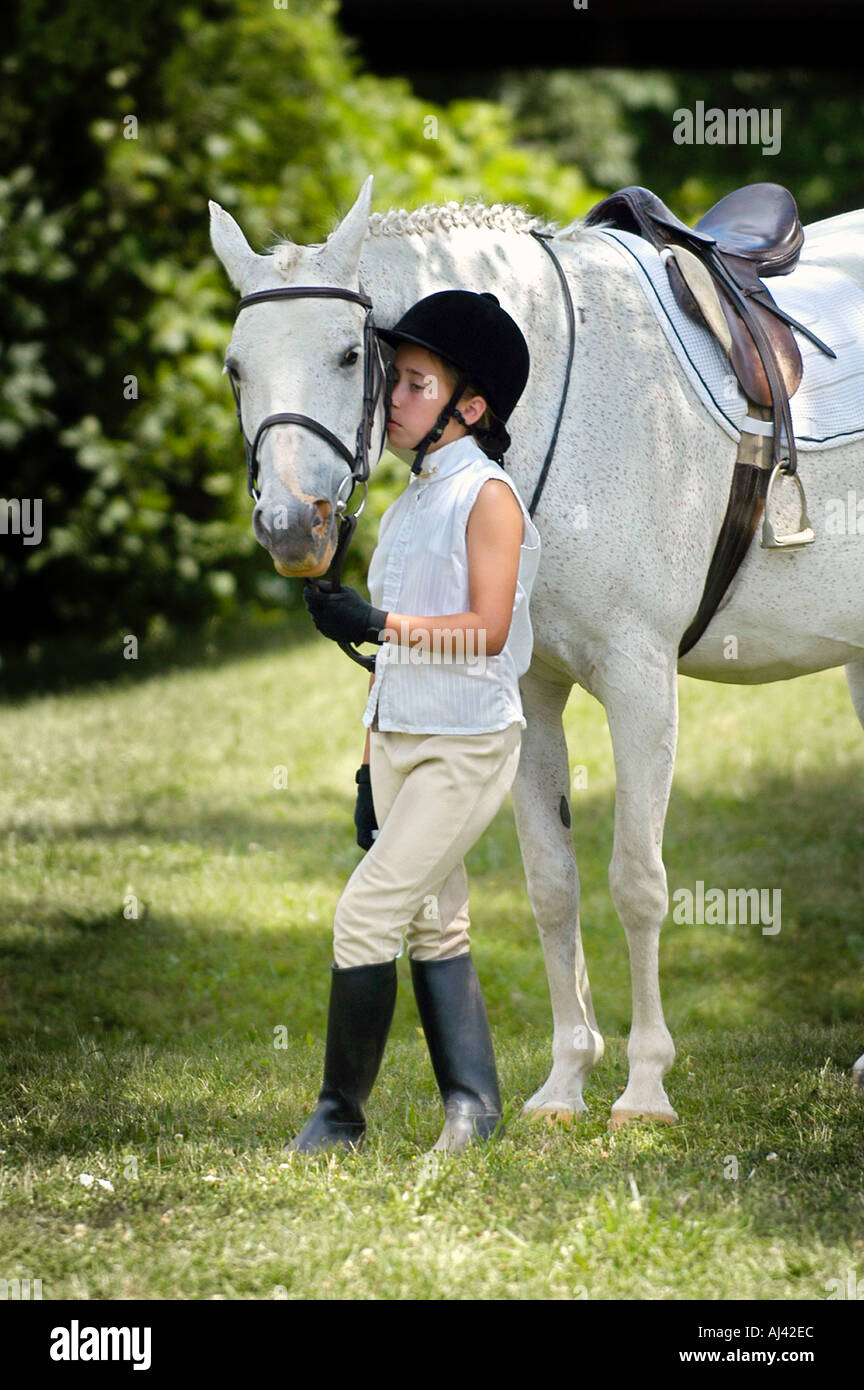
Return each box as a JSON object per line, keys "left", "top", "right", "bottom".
{"left": 210, "top": 176, "right": 864, "bottom": 1123}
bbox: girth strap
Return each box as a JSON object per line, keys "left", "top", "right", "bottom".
{"left": 677, "top": 453, "right": 769, "bottom": 658}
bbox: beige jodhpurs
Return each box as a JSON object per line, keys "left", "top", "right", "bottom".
{"left": 332, "top": 721, "right": 523, "bottom": 969}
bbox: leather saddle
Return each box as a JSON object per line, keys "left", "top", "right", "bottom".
{"left": 582, "top": 182, "right": 839, "bottom": 653}
{"left": 584, "top": 183, "right": 836, "bottom": 477}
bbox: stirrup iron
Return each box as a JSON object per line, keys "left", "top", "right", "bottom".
{"left": 761, "top": 461, "right": 815, "bottom": 550}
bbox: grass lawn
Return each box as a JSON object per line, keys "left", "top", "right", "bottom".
{"left": 1, "top": 614, "right": 863, "bottom": 1300}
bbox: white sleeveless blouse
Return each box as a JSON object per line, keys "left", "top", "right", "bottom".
{"left": 362, "top": 434, "right": 541, "bottom": 734}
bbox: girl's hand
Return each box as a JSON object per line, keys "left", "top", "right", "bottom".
{"left": 303, "top": 581, "right": 388, "bottom": 646}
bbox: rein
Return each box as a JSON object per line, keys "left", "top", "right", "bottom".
{"left": 527, "top": 230, "right": 576, "bottom": 521}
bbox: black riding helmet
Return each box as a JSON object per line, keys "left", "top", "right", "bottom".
{"left": 376, "top": 290, "right": 530, "bottom": 473}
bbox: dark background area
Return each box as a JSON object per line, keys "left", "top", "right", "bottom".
{"left": 338, "top": 0, "right": 863, "bottom": 72}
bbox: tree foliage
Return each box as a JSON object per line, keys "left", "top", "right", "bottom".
{"left": 3, "top": 2, "right": 862, "bottom": 656}
{"left": 479, "top": 67, "right": 864, "bottom": 221}
{"left": 1, "top": 0, "right": 595, "bottom": 653}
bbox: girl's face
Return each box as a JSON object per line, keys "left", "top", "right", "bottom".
{"left": 386, "top": 344, "right": 486, "bottom": 453}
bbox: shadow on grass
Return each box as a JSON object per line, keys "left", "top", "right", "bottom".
{"left": 0, "top": 604, "right": 324, "bottom": 704}
{"left": 0, "top": 789, "right": 368, "bottom": 855}
{"left": 1, "top": 757, "right": 862, "bottom": 1059}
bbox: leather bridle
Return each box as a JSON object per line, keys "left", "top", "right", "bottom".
{"left": 225, "top": 282, "right": 389, "bottom": 668}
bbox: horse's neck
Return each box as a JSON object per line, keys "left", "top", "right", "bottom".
{"left": 358, "top": 221, "right": 539, "bottom": 329}
{"left": 358, "top": 219, "right": 640, "bottom": 383}
{"left": 356, "top": 220, "right": 659, "bottom": 501}
{"left": 360, "top": 224, "right": 548, "bottom": 501}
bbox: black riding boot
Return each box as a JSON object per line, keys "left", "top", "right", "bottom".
{"left": 286, "top": 959, "right": 397, "bottom": 1154}
{"left": 410, "top": 953, "right": 504, "bottom": 1154}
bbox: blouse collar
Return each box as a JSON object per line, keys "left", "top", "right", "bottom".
{"left": 409, "top": 433, "right": 489, "bottom": 485}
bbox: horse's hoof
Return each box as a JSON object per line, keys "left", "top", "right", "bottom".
{"left": 607, "top": 1108, "right": 678, "bottom": 1129}
{"left": 523, "top": 1106, "right": 583, "bottom": 1126}
{"left": 522, "top": 1093, "right": 587, "bottom": 1123}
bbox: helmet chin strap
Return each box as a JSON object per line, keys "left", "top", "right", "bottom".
{"left": 408, "top": 373, "right": 469, "bottom": 474}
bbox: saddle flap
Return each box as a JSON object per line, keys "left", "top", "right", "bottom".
{"left": 663, "top": 244, "right": 802, "bottom": 404}
{"left": 664, "top": 245, "right": 732, "bottom": 354}
{"left": 717, "top": 293, "right": 803, "bottom": 406}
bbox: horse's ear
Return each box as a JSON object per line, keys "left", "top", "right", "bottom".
{"left": 319, "top": 175, "right": 374, "bottom": 281}
{"left": 209, "top": 200, "right": 263, "bottom": 292}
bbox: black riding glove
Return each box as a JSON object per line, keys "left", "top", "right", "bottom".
{"left": 303, "top": 580, "right": 388, "bottom": 646}
{"left": 354, "top": 763, "right": 378, "bottom": 850}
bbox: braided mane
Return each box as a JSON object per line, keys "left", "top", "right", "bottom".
{"left": 268, "top": 198, "right": 596, "bottom": 275}
{"left": 366, "top": 199, "right": 556, "bottom": 238}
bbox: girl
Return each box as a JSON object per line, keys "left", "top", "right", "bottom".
{"left": 292, "top": 289, "right": 541, "bottom": 1154}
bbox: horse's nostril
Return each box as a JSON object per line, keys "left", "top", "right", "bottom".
{"left": 312, "top": 500, "right": 332, "bottom": 535}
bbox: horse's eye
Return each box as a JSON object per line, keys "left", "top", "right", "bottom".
{"left": 341, "top": 348, "right": 360, "bottom": 367}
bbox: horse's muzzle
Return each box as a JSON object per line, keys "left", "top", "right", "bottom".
{"left": 254, "top": 496, "right": 337, "bottom": 577}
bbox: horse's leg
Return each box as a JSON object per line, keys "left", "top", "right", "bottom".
{"left": 512, "top": 663, "right": 604, "bottom": 1120}
{"left": 595, "top": 640, "right": 679, "bottom": 1125}
{"left": 844, "top": 660, "right": 864, "bottom": 1092}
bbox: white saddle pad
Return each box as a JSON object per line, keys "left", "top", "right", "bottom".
{"left": 594, "top": 210, "right": 864, "bottom": 452}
